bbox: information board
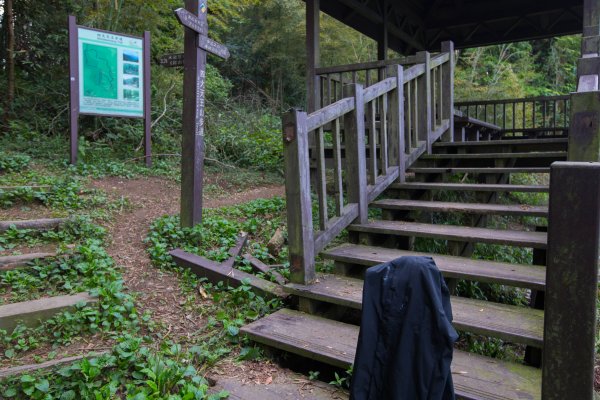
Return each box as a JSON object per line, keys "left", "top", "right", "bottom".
{"left": 77, "top": 28, "right": 145, "bottom": 118}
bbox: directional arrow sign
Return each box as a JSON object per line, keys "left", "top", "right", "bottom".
{"left": 198, "top": 36, "right": 230, "bottom": 60}
{"left": 175, "top": 8, "right": 208, "bottom": 35}
{"left": 159, "top": 53, "right": 185, "bottom": 67}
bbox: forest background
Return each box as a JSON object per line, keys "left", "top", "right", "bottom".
{"left": 0, "top": 0, "right": 581, "bottom": 172}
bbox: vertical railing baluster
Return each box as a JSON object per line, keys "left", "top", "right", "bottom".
{"left": 332, "top": 118, "right": 343, "bottom": 216}
{"left": 343, "top": 84, "right": 368, "bottom": 224}
{"left": 368, "top": 99, "right": 377, "bottom": 185}
{"left": 380, "top": 92, "right": 389, "bottom": 174}
{"left": 416, "top": 51, "right": 432, "bottom": 152}
{"left": 315, "top": 127, "right": 328, "bottom": 230}
{"left": 389, "top": 65, "right": 406, "bottom": 182}
{"left": 553, "top": 100, "right": 557, "bottom": 132}
{"left": 412, "top": 79, "right": 419, "bottom": 148}
{"left": 406, "top": 80, "right": 413, "bottom": 151}
{"left": 326, "top": 74, "right": 332, "bottom": 107}
{"left": 442, "top": 41, "right": 455, "bottom": 142}
{"left": 283, "top": 109, "right": 315, "bottom": 285}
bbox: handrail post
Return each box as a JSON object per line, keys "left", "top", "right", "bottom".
{"left": 441, "top": 41, "right": 455, "bottom": 142}
{"left": 283, "top": 109, "right": 316, "bottom": 285}
{"left": 542, "top": 162, "right": 600, "bottom": 400}
{"left": 416, "top": 51, "right": 432, "bottom": 153}
{"left": 388, "top": 65, "right": 406, "bottom": 182}
{"left": 343, "top": 84, "right": 368, "bottom": 224}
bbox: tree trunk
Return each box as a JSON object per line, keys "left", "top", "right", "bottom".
{"left": 3, "top": 0, "right": 15, "bottom": 132}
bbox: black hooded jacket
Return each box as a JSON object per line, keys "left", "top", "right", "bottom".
{"left": 350, "top": 256, "right": 458, "bottom": 400}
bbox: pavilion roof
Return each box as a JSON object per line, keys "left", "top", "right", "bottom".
{"left": 317, "top": 0, "right": 583, "bottom": 53}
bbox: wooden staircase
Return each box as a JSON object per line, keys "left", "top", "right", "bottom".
{"left": 243, "top": 137, "right": 569, "bottom": 399}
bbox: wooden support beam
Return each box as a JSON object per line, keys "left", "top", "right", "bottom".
{"left": 283, "top": 109, "right": 316, "bottom": 285}
{"left": 441, "top": 41, "right": 454, "bottom": 142}
{"left": 307, "top": 0, "right": 320, "bottom": 112}
{"left": 542, "top": 162, "right": 600, "bottom": 400}
{"left": 222, "top": 233, "right": 248, "bottom": 269}
{"left": 583, "top": 0, "right": 600, "bottom": 38}
{"left": 377, "top": 0, "right": 389, "bottom": 61}
{"left": 242, "top": 254, "right": 287, "bottom": 286}
{"left": 170, "top": 249, "right": 287, "bottom": 299}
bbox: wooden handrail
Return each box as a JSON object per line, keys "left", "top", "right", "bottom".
{"left": 456, "top": 95, "right": 570, "bottom": 106}
{"left": 314, "top": 52, "right": 446, "bottom": 76}
{"left": 284, "top": 41, "right": 456, "bottom": 285}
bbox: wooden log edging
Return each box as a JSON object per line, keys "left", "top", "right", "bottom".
{"left": 0, "top": 218, "right": 69, "bottom": 233}
{"left": 0, "top": 351, "right": 109, "bottom": 380}
{"left": 0, "top": 185, "right": 53, "bottom": 192}
{"left": 0, "top": 252, "right": 58, "bottom": 271}
{"left": 169, "top": 249, "right": 288, "bottom": 300}
{"left": 0, "top": 293, "right": 98, "bottom": 333}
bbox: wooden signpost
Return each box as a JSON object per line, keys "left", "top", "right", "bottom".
{"left": 175, "top": 0, "right": 230, "bottom": 228}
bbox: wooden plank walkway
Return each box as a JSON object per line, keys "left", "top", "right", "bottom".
{"left": 241, "top": 309, "right": 542, "bottom": 400}
{"left": 349, "top": 221, "right": 548, "bottom": 248}
{"left": 371, "top": 199, "right": 548, "bottom": 217}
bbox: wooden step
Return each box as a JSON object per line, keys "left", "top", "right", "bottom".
{"left": 391, "top": 182, "right": 549, "bottom": 193}
{"left": 349, "top": 221, "right": 547, "bottom": 248}
{"left": 409, "top": 167, "right": 550, "bottom": 174}
{"left": 433, "top": 138, "right": 568, "bottom": 147}
{"left": 322, "top": 244, "right": 546, "bottom": 290}
{"left": 372, "top": 199, "right": 548, "bottom": 217}
{"left": 421, "top": 151, "right": 567, "bottom": 160}
{"left": 241, "top": 309, "right": 541, "bottom": 399}
{"left": 285, "top": 274, "right": 543, "bottom": 347}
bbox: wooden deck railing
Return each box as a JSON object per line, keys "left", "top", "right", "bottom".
{"left": 284, "top": 42, "right": 455, "bottom": 284}
{"left": 455, "top": 95, "right": 570, "bottom": 138}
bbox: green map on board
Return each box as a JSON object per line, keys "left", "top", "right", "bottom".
{"left": 83, "top": 43, "right": 118, "bottom": 99}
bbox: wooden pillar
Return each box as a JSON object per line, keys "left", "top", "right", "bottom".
{"left": 583, "top": 0, "right": 600, "bottom": 38}
{"left": 343, "top": 84, "right": 368, "bottom": 224}
{"left": 377, "top": 0, "right": 389, "bottom": 62}
{"left": 542, "top": 162, "right": 600, "bottom": 400}
{"left": 441, "top": 41, "right": 454, "bottom": 142}
{"left": 306, "top": 0, "right": 320, "bottom": 112}
{"left": 568, "top": 91, "right": 600, "bottom": 161}
{"left": 283, "top": 109, "right": 316, "bottom": 285}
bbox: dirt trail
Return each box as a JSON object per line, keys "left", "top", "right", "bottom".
{"left": 90, "top": 176, "right": 284, "bottom": 338}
